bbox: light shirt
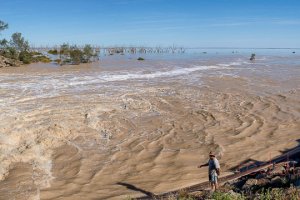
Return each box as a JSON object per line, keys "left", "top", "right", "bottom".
{"left": 208, "top": 157, "right": 220, "bottom": 176}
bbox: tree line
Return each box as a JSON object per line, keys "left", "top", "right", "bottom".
{"left": 0, "top": 20, "right": 98, "bottom": 65}
{"left": 0, "top": 20, "right": 51, "bottom": 64}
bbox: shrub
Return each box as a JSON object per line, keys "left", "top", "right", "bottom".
{"left": 0, "top": 46, "right": 18, "bottom": 60}
{"left": 69, "top": 48, "right": 83, "bottom": 65}
{"left": 48, "top": 49, "right": 58, "bottom": 55}
{"left": 178, "top": 189, "right": 195, "bottom": 200}
{"left": 19, "top": 51, "right": 32, "bottom": 64}
{"left": 83, "top": 44, "right": 93, "bottom": 63}
{"left": 212, "top": 192, "right": 234, "bottom": 200}
{"left": 18, "top": 51, "right": 52, "bottom": 64}
{"left": 34, "top": 55, "right": 51, "bottom": 63}
{"left": 57, "top": 44, "right": 97, "bottom": 65}
{"left": 212, "top": 191, "right": 246, "bottom": 200}
{"left": 30, "top": 51, "right": 42, "bottom": 56}
{"left": 137, "top": 57, "right": 145, "bottom": 61}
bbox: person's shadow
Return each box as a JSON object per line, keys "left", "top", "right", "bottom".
{"left": 117, "top": 182, "right": 155, "bottom": 198}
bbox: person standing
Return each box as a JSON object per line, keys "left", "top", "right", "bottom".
{"left": 198, "top": 152, "right": 220, "bottom": 191}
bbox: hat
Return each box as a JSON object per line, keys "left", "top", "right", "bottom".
{"left": 209, "top": 152, "right": 215, "bottom": 157}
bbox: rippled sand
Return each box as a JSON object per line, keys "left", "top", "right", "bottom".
{"left": 0, "top": 56, "right": 299, "bottom": 199}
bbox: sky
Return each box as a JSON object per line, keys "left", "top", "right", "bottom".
{"left": 0, "top": 0, "right": 300, "bottom": 48}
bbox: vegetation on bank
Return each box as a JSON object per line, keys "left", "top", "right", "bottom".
{"left": 165, "top": 187, "right": 300, "bottom": 200}
{"left": 1, "top": 20, "right": 98, "bottom": 66}
{"left": 0, "top": 20, "right": 51, "bottom": 65}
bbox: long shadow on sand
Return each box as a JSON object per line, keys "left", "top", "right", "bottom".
{"left": 133, "top": 139, "right": 300, "bottom": 199}
{"left": 117, "top": 182, "right": 155, "bottom": 197}
{"left": 229, "top": 139, "right": 300, "bottom": 172}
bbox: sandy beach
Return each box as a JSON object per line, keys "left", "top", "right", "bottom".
{"left": 0, "top": 53, "right": 299, "bottom": 199}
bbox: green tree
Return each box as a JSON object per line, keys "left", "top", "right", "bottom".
{"left": 0, "top": 20, "right": 50, "bottom": 65}
{"left": 70, "top": 46, "right": 83, "bottom": 65}
{"left": 1, "top": 46, "right": 18, "bottom": 59}
{"left": 19, "top": 51, "right": 33, "bottom": 64}
{"left": 59, "top": 43, "right": 70, "bottom": 65}
{"left": 10, "top": 32, "right": 29, "bottom": 52}
{"left": 0, "top": 20, "right": 8, "bottom": 49}
{"left": 0, "top": 21, "right": 15, "bottom": 59}
{"left": 0, "top": 38, "right": 8, "bottom": 48}
{"left": 83, "top": 44, "right": 93, "bottom": 63}
{"left": 7, "top": 32, "right": 31, "bottom": 63}
{"left": 0, "top": 20, "right": 8, "bottom": 32}
{"left": 60, "top": 43, "right": 70, "bottom": 56}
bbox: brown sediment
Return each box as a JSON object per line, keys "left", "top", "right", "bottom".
{"left": 0, "top": 163, "right": 38, "bottom": 200}
{"left": 0, "top": 61, "right": 299, "bottom": 199}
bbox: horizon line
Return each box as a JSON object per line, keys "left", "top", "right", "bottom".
{"left": 29, "top": 45, "right": 300, "bottom": 50}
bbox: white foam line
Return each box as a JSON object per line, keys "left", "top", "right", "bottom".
{"left": 68, "top": 65, "right": 221, "bottom": 86}
{"left": 0, "top": 64, "right": 226, "bottom": 105}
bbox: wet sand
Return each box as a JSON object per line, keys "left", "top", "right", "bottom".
{"left": 0, "top": 56, "right": 299, "bottom": 199}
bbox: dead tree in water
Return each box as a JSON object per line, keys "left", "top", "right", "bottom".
{"left": 101, "top": 46, "right": 185, "bottom": 55}
{"left": 130, "top": 47, "right": 136, "bottom": 54}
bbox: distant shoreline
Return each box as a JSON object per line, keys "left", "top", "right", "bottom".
{"left": 28, "top": 46, "right": 300, "bottom": 50}
{"left": 187, "top": 47, "right": 300, "bottom": 49}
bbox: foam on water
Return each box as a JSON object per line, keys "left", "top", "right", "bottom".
{"left": 5, "top": 53, "right": 298, "bottom": 110}
{"left": 0, "top": 64, "right": 228, "bottom": 107}
{"left": 100, "top": 65, "right": 221, "bottom": 81}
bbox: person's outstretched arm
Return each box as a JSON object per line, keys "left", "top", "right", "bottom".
{"left": 198, "top": 162, "right": 208, "bottom": 168}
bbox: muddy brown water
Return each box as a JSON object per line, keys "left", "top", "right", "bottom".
{"left": 0, "top": 54, "right": 299, "bottom": 199}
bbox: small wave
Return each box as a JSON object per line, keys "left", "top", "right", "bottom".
{"left": 217, "top": 62, "right": 242, "bottom": 67}
{"left": 102, "top": 65, "right": 219, "bottom": 81}
{"left": 0, "top": 65, "right": 224, "bottom": 105}
{"left": 69, "top": 65, "right": 221, "bottom": 86}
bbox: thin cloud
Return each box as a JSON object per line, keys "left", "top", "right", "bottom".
{"left": 272, "top": 19, "right": 300, "bottom": 25}
{"left": 113, "top": 0, "right": 158, "bottom": 5}
{"left": 209, "top": 22, "right": 253, "bottom": 27}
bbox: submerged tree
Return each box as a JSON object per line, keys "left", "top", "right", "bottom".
{"left": 58, "top": 43, "right": 70, "bottom": 65}
{"left": 57, "top": 44, "right": 97, "bottom": 65}
{"left": 70, "top": 45, "right": 83, "bottom": 65}
{"left": 83, "top": 44, "right": 93, "bottom": 63}
{"left": 250, "top": 53, "right": 256, "bottom": 61}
